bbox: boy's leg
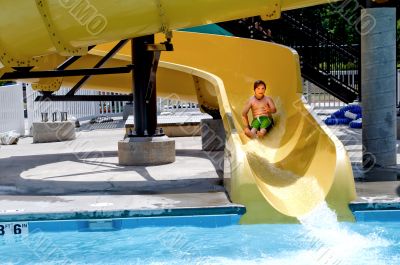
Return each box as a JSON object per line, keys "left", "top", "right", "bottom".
{"left": 250, "top": 128, "right": 257, "bottom": 138}
{"left": 245, "top": 119, "right": 260, "bottom": 139}
{"left": 244, "top": 127, "right": 256, "bottom": 138}
{"left": 257, "top": 117, "right": 272, "bottom": 138}
{"left": 257, "top": 128, "right": 267, "bottom": 138}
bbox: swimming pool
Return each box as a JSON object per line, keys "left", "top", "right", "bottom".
{"left": 0, "top": 219, "right": 399, "bottom": 265}
{"left": 0, "top": 202, "right": 399, "bottom": 265}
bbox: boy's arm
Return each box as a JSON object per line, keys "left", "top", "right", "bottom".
{"left": 266, "top": 97, "right": 277, "bottom": 113}
{"left": 242, "top": 99, "right": 252, "bottom": 128}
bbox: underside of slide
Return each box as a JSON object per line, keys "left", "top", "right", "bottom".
{"left": 0, "top": 0, "right": 356, "bottom": 223}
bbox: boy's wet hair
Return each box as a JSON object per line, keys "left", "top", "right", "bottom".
{"left": 253, "top": 80, "right": 266, "bottom": 90}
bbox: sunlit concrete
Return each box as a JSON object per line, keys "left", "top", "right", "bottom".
{"left": 0, "top": 128, "right": 234, "bottom": 218}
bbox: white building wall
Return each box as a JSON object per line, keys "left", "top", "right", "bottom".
{"left": 0, "top": 84, "right": 25, "bottom": 135}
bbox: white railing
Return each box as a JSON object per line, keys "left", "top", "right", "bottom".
{"left": 303, "top": 70, "right": 358, "bottom": 109}
{"left": 0, "top": 84, "right": 25, "bottom": 135}
{"left": 303, "top": 80, "right": 347, "bottom": 109}
{"left": 304, "top": 70, "right": 400, "bottom": 109}
{"left": 158, "top": 98, "right": 199, "bottom": 114}
{"left": 26, "top": 85, "right": 127, "bottom": 132}
{"left": 97, "top": 91, "right": 126, "bottom": 115}
{"left": 330, "top": 70, "right": 359, "bottom": 90}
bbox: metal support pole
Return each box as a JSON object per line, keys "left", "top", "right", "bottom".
{"left": 132, "top": 35, "right": 158, "bottom": 136}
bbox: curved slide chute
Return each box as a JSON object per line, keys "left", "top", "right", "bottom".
{"left": 154, "top": 32, "right": 356, "bottom": 223}
{"left": 0, "top": 1, "right": 356, "bottom": 223}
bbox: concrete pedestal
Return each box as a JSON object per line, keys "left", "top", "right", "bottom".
{"left": 32, "top": 121, "right": 76, "bottom": 143}
{"left": 118, "top": 136, "right": 175, "bottom": 166}
{"left": 201, "top": 119, "right": 225, "bottom": 151}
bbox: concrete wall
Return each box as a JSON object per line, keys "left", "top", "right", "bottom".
{"left": 0, "top": 84, "right": 25, "bottom": 135}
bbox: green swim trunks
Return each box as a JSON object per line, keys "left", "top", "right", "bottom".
{"left": 251, "top": 116, "right": 273, "bottom": 130}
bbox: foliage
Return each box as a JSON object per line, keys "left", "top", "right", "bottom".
{"left": 298, "top": 2, "right": 399, "bottom": 65}
{"left": 0, "top": 81, "right": 15, "bottom": 86}
{"left": 297, "top": 3, "right": 360, "bottom": 45}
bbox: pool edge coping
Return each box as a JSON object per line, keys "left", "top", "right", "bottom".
{"left": 0, "top": 204, "right": 246, "bottom": 222}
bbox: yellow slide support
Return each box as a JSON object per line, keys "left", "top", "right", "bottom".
{"left": 0, "top": 0, "right": 338, "bottom": 68}
{"left": 0, "top": 0, "right": 356, "bottom": 223}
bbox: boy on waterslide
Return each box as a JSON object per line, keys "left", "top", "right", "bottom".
{"left": 242, "top": 80, "right": 276, "bottom": 139}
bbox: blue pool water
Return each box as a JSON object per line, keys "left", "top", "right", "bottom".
{"left": 0, "top": 221, "right": 399, "bottom": 265}
{"left": 1, "top": 203, "right": 399, "bottom": 265}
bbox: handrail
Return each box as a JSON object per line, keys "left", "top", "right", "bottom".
{"left": 282, "top": 11, "right": 360, "bottom": 56}
{"left": 218, "top": 10, "right": 361, "bottom": 103}
{"left": 274, "top": 13, "right": 360, "bottom": 95}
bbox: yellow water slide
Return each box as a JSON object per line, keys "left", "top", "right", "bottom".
{"left": 157, "top": 32, "right": 357, "bottom": 223}
{"left": 0, "top": 0, "right": 356, "bottom": 223}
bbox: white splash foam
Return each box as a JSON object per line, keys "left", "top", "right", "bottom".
{"left": 298, "top": 201, "right": 393, "bottom": 265}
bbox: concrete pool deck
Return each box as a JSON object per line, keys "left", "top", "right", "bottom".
{"left": 316, "top": 109, "right": 400, "bottom": 210}
{"left": 1, "top": 113, "right": 400, "bottom": 221}
{"left": 332, "top": 124, "right": 400, "bottom": 207}
{"left": 0, "top": 128, "right": 244, "bottom": 221}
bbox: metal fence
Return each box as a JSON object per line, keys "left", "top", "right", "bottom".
{"left": 158, "top": 98, "right": 199, "bottom": 114}
{"left": 26, "top": 85, "right": 127, "bottom": 132}
{"left": 0, "top": 84, "right": 25, "bottom": 135}
{"left": 96, "top": 91, "right": 126, "bottom": 115}
{"left": 303, "top": 80, "right": 347, "bottom": 109}
{"left": 304, "top": 70, "right": 400, "bottom": 109}
{"left": 330, "top": 70, "right": 359, "bottom": 90}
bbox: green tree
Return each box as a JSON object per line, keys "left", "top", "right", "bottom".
{"left": 319, "top": 3, "right": 360, "bottom": 44}
{"left": 294, "top": 4, "right": 360, "bottom": 45}
{"left": 0, "top": 81, "right": 15, "bottom": 86}
{"left": 301, "top": 3, "right": 399, "bottom": 66}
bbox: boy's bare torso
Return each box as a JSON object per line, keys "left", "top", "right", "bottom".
{"left": 249, "top": 96, "right": 273, "bottom": 118}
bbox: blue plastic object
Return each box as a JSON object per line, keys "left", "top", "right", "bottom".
{"left": 349, "top": 120, "right": 362, "bottom": 128}
{"left": 324, "top": 117, "right": 352, "bottom": 125}
{"left": 325, "top": 105, "right": 362, "bottom": 127}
